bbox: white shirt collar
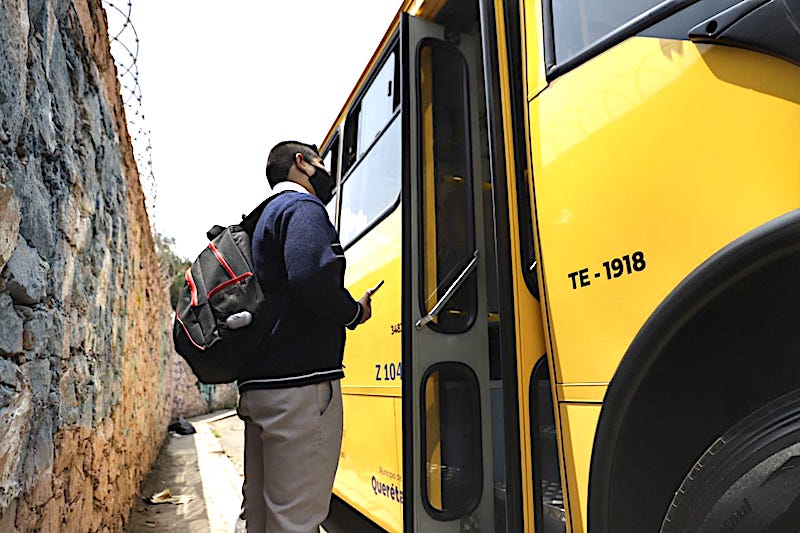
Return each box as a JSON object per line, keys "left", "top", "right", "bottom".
{"left": 271, "top": 181, "right": 311, "bottom": 196}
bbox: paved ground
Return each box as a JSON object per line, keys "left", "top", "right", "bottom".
{"left": 127, "top": 410, "right": 327, "bottom": 533}
{"left": 127, "top": 410, "right": 244, "bottom": 533}
{"left": 209, "top": 414, "right": 245, "bottom": 478}
{"left": 127, "top": 426, "right": 213, "bottom": 532}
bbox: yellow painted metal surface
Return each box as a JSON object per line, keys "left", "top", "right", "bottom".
{"left": 336, "top": 393, "right": 404, "bottom": 532}
{"left": 559, "top": 403, "right": 601, "bottom": 533}
{"left": 341, "top": 386, "right": 402, "bottom": 397}
{"left": 341, "top": 209, "right": 403, "bottom": 386}
{"left": 334, "top": 208, "right": 404, "bottom": 532}
{"left": 556, "top": 384, "right": 608, "bottom": 403}
{"left": 520, "top": 0, "right": 547, "bottom": 99}
{"left": 529, "top": 38, "right": 800, "bottom": 386}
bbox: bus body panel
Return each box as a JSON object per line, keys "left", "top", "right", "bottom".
{"left": 559, "top": 403, "right": 601, "bottom": 533}
{"left": 334, "top": 208, "right": 403, "bottom": 532}
{"left": 336, "top": 393, "right": 404, "bottom": 532}
{"left": 529, "top": 37, "right": 800, "bottom": 386}
{"left": 523, "top": 25, "right": 800, "bottom": 528}
{"left": 341, "top": 209, "right": 403, "bottom": 386}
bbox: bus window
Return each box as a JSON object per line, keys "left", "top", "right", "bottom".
{"left": 322, "top": 136, "right": 340, "bottom": 225}
{"left": 422, "top": 362, "right": 482, "bottom": 519}
{"left": 343, "top": 51, "right": 400, "bottom": 175}
{"left": 338, "top": 116, "right": 401, "bottom": 247}
{"left": 550, "top": 0, "right": 664, "bottom": 63}
{"left": 418, "top": 39, "right": 476, "bottom": 334}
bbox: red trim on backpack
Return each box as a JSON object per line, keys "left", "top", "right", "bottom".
{"left": 207, "top": 272, "right": 254, "bottom": 299}
{"left": 175, "top": 312, "right": 205, "bottom": 351}
{"left": 185, "top": 269, "right": 198, "bottom": 306}
{"left": 209, "top": 243, "right": 237, "bottom": 278}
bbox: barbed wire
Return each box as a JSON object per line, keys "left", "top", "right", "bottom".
{"left": 102, "top": 0, "right": 157, "bottom": 225}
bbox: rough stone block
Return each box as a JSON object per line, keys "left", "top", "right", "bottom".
{"left": 12, "top": 492, "right": 40, "bottom": 532}
{"left": 6, "top": 238, "right": 49, "bottom": 305}
{"left": 22, "top": 409, "right": 54, "bottom": 503}
{"left": 0, "top": 0, "right": 30, "bottom": 143}
{"left": 0, "top": 359, "right": 33, "bottom": 509}
{"left": 39, "top": 490, "right": 64, "bottom": 533}
{"left": 22, "top": 308, "right": 62, "bottom": 356}
{"left": 19, "top": 358, "right": 51, "bottom": 404}
{"left": 0, "top": 293, "right": 23, "bottom": 355}
{"left": 27, "top": 473, "right": 53, "bottom": 510}
{"left": 0, "top": 182, "right": 20, "bottom": 271}
{"left": 0, "top": 497, "right": 18, "bottom": 533}
{"left": 14, "top": 162, "right": 56, "bottom": 260}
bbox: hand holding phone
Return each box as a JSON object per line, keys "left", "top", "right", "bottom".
{"left": 369, "top": 280, "right": 384, "bottom": 296}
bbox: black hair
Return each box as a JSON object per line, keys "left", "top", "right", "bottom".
{"left": 265, "top": 140, "right": 320, "bottom": 187}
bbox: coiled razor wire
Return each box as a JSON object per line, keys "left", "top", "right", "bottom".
{"left": 102, "top": 0, "right": 157, "bottom": 225}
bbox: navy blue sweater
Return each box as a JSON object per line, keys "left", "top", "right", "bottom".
{"left": 238, "top": 190, "right": 362, "bottom": 391}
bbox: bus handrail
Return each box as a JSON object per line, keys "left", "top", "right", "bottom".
{"left": 415, "top": 250, "right": 480, "bottom": 330}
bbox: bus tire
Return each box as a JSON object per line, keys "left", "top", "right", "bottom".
{"left": 660, "top": 387, "right": 800, "bottom": 532}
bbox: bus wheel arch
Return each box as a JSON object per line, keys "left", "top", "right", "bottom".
{"left": 588, "top": 210, "right": 800, "bottom": 533}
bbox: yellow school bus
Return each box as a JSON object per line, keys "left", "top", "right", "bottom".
{"left": 319, "top": 0, "right": 800, "bottom": 531}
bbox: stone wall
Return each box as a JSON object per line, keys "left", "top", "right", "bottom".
{"left": 0, "top": 0, "right": 174, "bottom": 531}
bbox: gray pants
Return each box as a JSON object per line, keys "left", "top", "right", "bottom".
{"left": 237, "top": 380, "right": 343, "bottom": 533}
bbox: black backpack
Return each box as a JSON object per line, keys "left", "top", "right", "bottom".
{"left": 172, "top": 196, "right": 276, "bottom": 384}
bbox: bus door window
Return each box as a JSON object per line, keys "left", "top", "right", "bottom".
{"left": 422, "top": 363, "right": 483, "bottom": 518}
{"left": 418, "top": 39, "right": 477, "bottom": 334}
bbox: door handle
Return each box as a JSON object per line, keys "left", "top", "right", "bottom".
{"left": 415, "top": 250, "right": 479, "bottom": 330}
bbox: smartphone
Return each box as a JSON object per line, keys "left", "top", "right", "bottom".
{"left": 369, "top": 280, "right": 385, "bottom": 295}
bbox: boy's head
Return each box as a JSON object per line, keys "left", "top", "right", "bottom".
{"left": 265, "top": 141, "right": 321, "bottom": 188}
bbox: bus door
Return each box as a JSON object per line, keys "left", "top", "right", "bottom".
{"left": 400, "top": 12, "right": 509, "bottom": 532}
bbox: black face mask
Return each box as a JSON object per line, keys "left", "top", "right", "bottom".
{"left": 308, "top": 164, "right": 334, "bottom": 205}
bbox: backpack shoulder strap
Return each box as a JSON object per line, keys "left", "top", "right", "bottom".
{"left": 238, "top": 192, "right": 286, "bottom": 236}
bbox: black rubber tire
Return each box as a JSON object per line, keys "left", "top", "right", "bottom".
{"left": 660, "top": 388, "right": 800, "bottom": 532}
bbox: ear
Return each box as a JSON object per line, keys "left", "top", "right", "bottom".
{"left": 294, "top": 152, "right": 313, "bottom": 175}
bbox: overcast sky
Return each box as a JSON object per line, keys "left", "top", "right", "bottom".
{"left": 127, "top": 1, "right": 402, "bottom": 259}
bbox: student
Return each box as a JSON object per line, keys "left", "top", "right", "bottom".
{"left": 236, "top": 141, "right": 373, "bottom": 532}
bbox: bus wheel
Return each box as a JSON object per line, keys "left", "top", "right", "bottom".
{"left": 660, "top": 388, "right": 800, "bottom": 532}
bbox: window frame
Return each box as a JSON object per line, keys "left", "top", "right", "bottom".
{"left": 320, "top": 131, "right": 341, "bottom": 229}
{"left": 338, "top": 38, "right": 403, "bottom": 251}
{"left": 339, "top": 112, "right": 403, "bottom": 250}
{"left": 342, "top": 38, "right": 401, "bottom": 175}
